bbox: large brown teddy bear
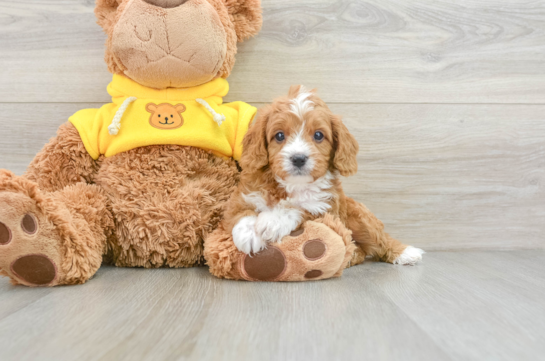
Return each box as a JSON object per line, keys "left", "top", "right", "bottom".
{"left": 0, "top": 0, "right": 262, "bottom": 286}
{"left": 0, "top": 0, "right": 356, "bottom": 286}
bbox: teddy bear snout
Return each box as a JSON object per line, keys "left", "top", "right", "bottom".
{"left": 111, "top": 0, "right": 227, "bottom": 89}
{"left": 142, "top": 0, "right": 190, "bottom": 9}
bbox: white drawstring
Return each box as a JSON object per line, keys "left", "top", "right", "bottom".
{"left": 108, "top": 96, "right": 137, "bottom": 135}
{"left": 196, "top": 98, "right": 226, "bottom": 126}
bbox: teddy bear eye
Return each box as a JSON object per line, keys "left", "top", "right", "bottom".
{"left": 314, "top": 131, "right": 324, "bottom": 142}
{"left": 275, "top": 132, "right": 285, "bottom": 142}
{"left": 158, "top": 114, "right": 161, "bottom": 117}
{"left": 171, "top": 115, "right": 173, "bottom": 118}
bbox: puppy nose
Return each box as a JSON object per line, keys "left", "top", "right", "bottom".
{"left": 291, "top": 155, "right": 308, "bottom": 168}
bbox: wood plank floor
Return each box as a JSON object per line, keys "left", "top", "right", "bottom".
{"left": 0, "top": 251, "right": 543, "bottom": 361}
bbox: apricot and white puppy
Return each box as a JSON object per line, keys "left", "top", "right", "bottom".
{"left": 225, "top": 86, "right": 424, "bottom": 265}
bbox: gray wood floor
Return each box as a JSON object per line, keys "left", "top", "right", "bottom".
{"left": 0, "top": 251, "right": 543, "bottom": 361}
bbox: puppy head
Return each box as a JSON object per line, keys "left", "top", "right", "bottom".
{"left": 240, "top": 85, "right": 359, "bottom": 183}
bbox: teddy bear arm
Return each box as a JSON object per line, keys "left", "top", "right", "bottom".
{"left": 25, "top": 122, "right": 100, "bottom": 193}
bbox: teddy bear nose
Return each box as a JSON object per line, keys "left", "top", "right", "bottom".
{"left": 165, "top": 117, "right": 169, "bottom": 121}
{"left": 143, "top": 0, "right": 190, "bottom": 8}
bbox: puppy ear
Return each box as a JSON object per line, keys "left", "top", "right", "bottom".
{"left": 288, "top": 85, "right": 303, "bottom": 98}
{"left": 239, "top": 105, "right": 270, "bottom": 172}
{"left": 287, "top": 85, "right": 316, "bottom": 99}
{"left": 331, "top": 115, "right": 359, "bottom": 177}
{"left": 226, "top": 0, "right": 263, "bottom": 42}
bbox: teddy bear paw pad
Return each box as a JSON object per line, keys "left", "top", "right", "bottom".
{"left": 240, "top": 221, "right": 348, "bottom": 282}
{"left": 303, "top": 239, "right": 327, "bottom": 260}
{"left": 0, "top": 222, "right": 12, "bottom": 245}
{"left": 242, "top": 246, "right": 286, "bottom": 281}
{"left": 11, "top": 254, "right": 57, "bottom": 286}
{"left": 304, "top": 270, "right": 323, "bottom": 279}
{"left": 0, "top": 192, "right": 62, "bottom": 286}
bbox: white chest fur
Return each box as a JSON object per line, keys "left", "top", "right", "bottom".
{"left": 235, "top": 172, "right": 334, "bottom": 251}
{"left": 276, "top": 171, "right": 335, "bottom": 216}
{"left": 242, "top": 172, "right": 335, "bottom": 216}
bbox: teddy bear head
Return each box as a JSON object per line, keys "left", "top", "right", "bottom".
{"left": 95, "top": 0, "right": 262, "bottom": 89}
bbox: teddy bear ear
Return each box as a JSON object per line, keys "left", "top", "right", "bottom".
{"left": 95, "top": 0, "right": 123, "bottom": 34}
{"left": 226, "top": 0, "right": 263, "bottom": 42}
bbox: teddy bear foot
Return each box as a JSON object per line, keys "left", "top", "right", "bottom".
{"left": 0, "top": 170, "right": 108, "bottom": 287}
{"left": 0, "top": 184, "right": 64, "bottom": 287}
{"left": 242, "top": 223, "right": 344, "bottom": 281}
{"left": 205, "top": 214, "right": 357, "bottom": 282}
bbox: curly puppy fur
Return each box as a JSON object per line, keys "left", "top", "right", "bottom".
{"left": 215, "top": 86, "right": 421, "bottom": 267}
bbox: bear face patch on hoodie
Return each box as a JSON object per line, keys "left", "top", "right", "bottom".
{"left": 69, "top": 74, "right": 256, "bottom": 161}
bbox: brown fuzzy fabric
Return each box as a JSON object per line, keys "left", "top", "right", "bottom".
{"left": 225, "top": 0, "right": 263, "bottom": 42}
{"left": 95, "top": 0, "right": 262, "bottom": 87}
{"left": 0, "top": 171, "right": 113, "bottom": 286}
{"left": 204, "top": 214, "right": 356, "bottom": 281}
{"left": 25, "top": 123, "right": 100, "bottom": 192}
{"left": 96, "top": 144, "right": 239, "bottom": 268}
{"left": 0, "top": 122, "right": 239, "bottom": 285}
{"left": 318, "top": 214, "right": 357, "bottom": 277}
{"left": 1, "top": 0, "right": 262, "bottom": 286}
{"left": 204, "top": 222, "right": 244, "bottom": 280}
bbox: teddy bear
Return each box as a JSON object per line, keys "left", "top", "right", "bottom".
{"left": 0, "top": 0, "right": 360, "bottom": 287}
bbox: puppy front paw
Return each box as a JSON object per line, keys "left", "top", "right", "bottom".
{"left": 393, "top": 246, "right": 425, "bottom": 265}
{"left": 255, "top": 207, "right": 302, "bottom": 243}
{"left": 232, "top": 216, "right": 266, "bottom": 254}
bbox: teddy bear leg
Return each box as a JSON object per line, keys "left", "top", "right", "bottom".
{"left": 204, "top": 214, "right": 356, "bottom": 281}
{"left": 0, "top": 172, "right": 114, "bottom": 286}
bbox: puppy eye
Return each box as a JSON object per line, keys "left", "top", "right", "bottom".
{"left": 275, "top": 132, "right": 285, "bottom": 142}
{"left": 314, "top": 131, "right": 324, "bottom": 142}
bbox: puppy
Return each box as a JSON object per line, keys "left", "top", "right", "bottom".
{"left": 223, "top": 86, "right": 424, "bottom": 265}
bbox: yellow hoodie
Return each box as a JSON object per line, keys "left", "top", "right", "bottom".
{"left": 69, "top": 75, "right": 256, "bottom": 160}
